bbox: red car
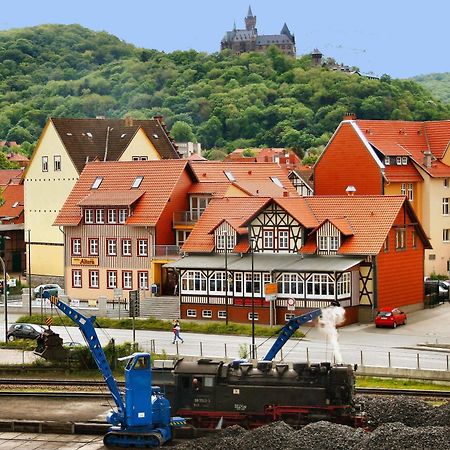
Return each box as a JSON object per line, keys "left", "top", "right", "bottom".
{"left": 375, "top": 307, "right": 407, "bottom": 328}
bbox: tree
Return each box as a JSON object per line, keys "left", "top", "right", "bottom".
{"left": 170, "top": 121, "right": 195, "bottom": 142}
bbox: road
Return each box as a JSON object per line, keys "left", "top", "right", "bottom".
{"left": 1, "top": 303, "right": 450, "bottom": 370}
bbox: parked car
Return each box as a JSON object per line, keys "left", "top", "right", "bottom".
{"left": 374, "top": 307, "right": 407, "bottom": 328}
{"left": 34, "top": 284, "right": 62, "bottom": 298}
{"left": 7, "top": 323, "right": 46, "bottom": 341}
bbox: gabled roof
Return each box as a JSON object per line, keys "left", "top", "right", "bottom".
{"left": 354, "top": 119, "right": 450, "bottom": 177}
{"left": 312, "top": 217, "right": 354, "bottom": 236}
{"left": 189, "top": 161, "right": 298, "bottom": 196}
{"left": 209, "top": 218, "right": 247, "bottom": 235}
{"left": 384, "top": 164, "right": 423, "bottom": 182}
{"left": 0, "top": 169, "right": 23, "bottom": 188}
{"left": 182, "top": 197, "right": 271, "bottom": 253}
{"left": 50, "top": 117, "right": 179, "bottom": 174}
{"left": 0, "top": 184, "right": 24, "bottom": 223}
{"left": 55, "top": 160, "right": 190, "bottom": 226}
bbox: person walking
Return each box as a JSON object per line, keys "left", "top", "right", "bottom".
{"left": 172, "top": 320, "right": 184, "bottom": 344}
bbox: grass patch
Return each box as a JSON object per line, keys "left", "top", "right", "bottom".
{"left": 356, "top": 376, "right": 450, "bottom": 391}
{"left": 16, "top": 314, "right": 304, "bottom": 338}
{"left": 0, "top": 339, "right": 36, "bottom": 350}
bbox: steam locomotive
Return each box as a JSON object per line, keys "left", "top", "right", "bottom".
{"left": 152, "top": 357, "right": 365, "bottom": 429}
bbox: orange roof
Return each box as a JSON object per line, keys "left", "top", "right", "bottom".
{"left": 189, "top": 161, "right": 298, "bottom": 196}
{"left": 384, "top": 164, "right": 424, "bottom": 182}
{"left": 310, "top": 217, "right": 354, "bottom": 236}
{"left": 78, "top": 190, "right": 143, "bottom": 207}
{"left": 8, "top": 153, "right": 29, "bottom": 162}
{"left": 0, "top": 184, "right": 24, "bottom": 223}
{"left": 303, "top": 195, "right": 427, "bottom": 255}
{"left": 182, "top": 197, "right": 270, "bottom": 253}
{"left": 354, "top": 120, "right": 450, "bottom": 177}
{"left": 0, "top": 169, "right": 23, "bottom": 187}
{"left": 55, "top": 160, "right": 190, "bottom": 226}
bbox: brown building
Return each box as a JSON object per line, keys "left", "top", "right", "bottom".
{"left": 221, "top": 6, "right": 296, "bottom": 56}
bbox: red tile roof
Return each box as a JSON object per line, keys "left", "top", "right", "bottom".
{"left": 384, "top": 164, "right": 423, "bottom": 182}
{"left": 78, "top": 190, "right": 143, "bottom": 207}
{"left": 0, "top": 184, "right": 24, "bottom": 223}
{"left": 55, "top": 160, "right": 190, "bottom": 226}
{"left": 354, "top": 120, "right": 450, "bottom": 177}
{"left": 0, "top": 169, "right": 23, "bottom": 188}
{"left": 189, "top": 161, "right": 298, "bottom": 196}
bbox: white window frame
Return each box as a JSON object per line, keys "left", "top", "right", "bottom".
{"left": 181, "top": 270, "right": 207, "bottom": 293}
{"left": 123, "top": 271, "right": 132, "bottom": 290}
{"left": 278, "top": 230, "right": 289, "bottom": 250}
{"left": 138, "top": 239, "right": 148, "bottom": 256}
{"left": 384, "top": 157, "right": 390, "bottom": 165}
{"left": 443, "top": 198, "right": 449, "bottom": 215}
{"left": 244, "top": 272, "right": 261, "bottom": 295}
{"left": 190, "top": 196, "right": 209, "bottom": 220}
{"left": 401, "top": 183, "right": 406, "bottom": 196}
{"left": 248, "top": 312, "right": 259, "bottom": 321}
{"left": 209, "top": 271, "right": 226, "bottom": 294}
{"left": 306, "top": 273, "right": 335, "bottom": 298}
{"left": 54, "top": 155, "right": 61, "bottom": 171}
{"left": 396, "top": 156, "right": 402, "bottom": 165}
{"left": 107, "top": 239, "right": 117, "bottom": 256}
{"left": 218, "top": 310, "right": 227, "bottom": 319}
{"left": 234, "top": 272, "right": 243, "bottom": 295}
{"left": 402, "top": 156, "right": 408, "bottom": 165}
{"left": 107, "top": 271, "right": 117, "bottom": 289}
{"left": 443, "top": 229, "right": 450, "bottom": 243}
{"left": 202, "top": 310, "right": 212, "bottom": 319}
{"left": 89, "top": 238, "right": 98, "bottom": 256}
{"left": 89, "top": 270, "right": 99, "bottom": 288}
{"left": 122, "top": 239, "right": 132, "bottom": 256}
{"left": 138, "top": 271, "right": 149, "bottom": 290}
{"left": 72, "top": 238, "right": 81, "bottom": 256}
{"left": 337, "top": 272, "right": 351, "bottom": 298}
{"left": 407, "top": 183, "right": 413, "bottom": 201}
{"left": 118, "top": 209, "right": 127, "bottom": 224}
{"left": 278, "top": 273, "right": 303, "bottom": 296}
{"left": 84, "top": 209, "right": 94, "bottom": 224}
{"left": 92, "top": 177, "right": 103, "bottom": 189}
{"left": 108, "top": 209, "right": 117, "bottom": 224}
{"left": 72, "top": 269, "right": 82, "bottom": 288}
{"left": 263, "top": 229, "right": 274, "bottom": 249}
{"left": 96, "top": 209, "right": 104, "bottom": 224}
{"left": 395, "top": 228, "right": 406, "bottom": 250}
{"left": 186, "top": 309, "right": 197, "bottom": 318}
{"left": 285, "top": 313, "right": 295, "bottom": 321}
{"left": 42, "top": 156, "right": 48, "bottom": 172}
{"left": 216, "top": 234, "right": 225, "bottom": 250}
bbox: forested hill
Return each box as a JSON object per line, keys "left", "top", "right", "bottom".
{"left": 1, "top": 24, "right": 449, "bottom": 159}
{"left": 413, "top": 73, "right": 450, "bottom": 104}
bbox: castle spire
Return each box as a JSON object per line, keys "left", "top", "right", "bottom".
{"left": 245, "top": 5, "right": 256, "bottom": 31}
{"left": 247, "top": 5, "right": 254, "bottom": 17}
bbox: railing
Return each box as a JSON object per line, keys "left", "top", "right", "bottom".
{"left": 152, "top": 245, "right": 180, "bottom": 259}
{"left": 173, "top": 211, "right": 201, "bottom": 227}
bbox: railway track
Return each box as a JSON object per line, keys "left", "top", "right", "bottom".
{"left": 0, "top": 379, "right": 449, "bottom": 399}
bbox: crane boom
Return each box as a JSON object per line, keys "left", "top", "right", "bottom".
{"left": 263, "top": 308, "right": 322, "bottom": 361}
{"left": 50, "top": 297, "right": 125, "bottom": 418}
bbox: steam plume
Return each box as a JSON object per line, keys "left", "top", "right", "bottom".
{"left": 318, "top": 306, "right": 346, "bottom": 363}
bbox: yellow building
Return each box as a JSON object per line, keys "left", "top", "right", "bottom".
{"left": 23, "top": 117, "right": 180, "bottom": 284}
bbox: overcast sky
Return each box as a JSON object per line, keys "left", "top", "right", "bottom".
{"left": 0, "top": 0, "right": 447, "bottom": 79}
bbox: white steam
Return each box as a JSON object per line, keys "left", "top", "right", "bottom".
{"left": 318, "top": 306, "right": 346, "bottom": 364}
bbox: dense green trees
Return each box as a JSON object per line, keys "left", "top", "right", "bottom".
{"left": 413, "top": 73, "right": 450, "bottom": 104}
{"left": 0, "top": 24, "right": 448, "bottom": 160}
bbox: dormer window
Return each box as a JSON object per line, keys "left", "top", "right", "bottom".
{"left": 384, "top": 157, "right": 390, "bottom": 165}
{"left": 318, "top": 236, "right": 339, "bottom": 252}
{"left": 216, "top": 231, "right": 235, "bottom": 250}
{"left": 402, "top": 156, "right": 408, "bottom": 165}
{"left": 270, "top": 176, "right": 284, "bottom": 188}
{"left": 132, "top": 176, "right": 144, "bottom": 189}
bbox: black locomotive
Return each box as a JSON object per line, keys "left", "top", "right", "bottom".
{"left": 152, "top": 358, "right": 365, "bottom": 429}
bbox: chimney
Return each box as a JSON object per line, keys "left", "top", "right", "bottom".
{"left": 124, "top": 116, "right": 134, "bottom": 127}
{"left": 283, "top": 190, "right": 289, "bottom": 197}
{"left": 345, "top": 185, "right": 356, "bottom": 196}
{"left": 153, "top": 115, "right": 163, "bottom": 124}
{"left": 343, "top": 113, "right": 356, "bottom": 121}
{"left": 423, "top": 150, "right": 432, "bottom": 168}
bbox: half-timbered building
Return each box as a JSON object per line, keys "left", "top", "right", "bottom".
{"left": 167, "top": 195, "right": 431, "bottom": 324}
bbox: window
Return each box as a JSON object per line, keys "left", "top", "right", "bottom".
{"left": 226, "top": 233, "right": 234, "bottom": 250}
{"left": 132, "top": 176, "right": 144, "bottom": 188}
{"left": 234, "top": 272, "right": 243, "bottom": 295}
{"left": 306, "top": 274, "right": 335, "bottom": 297}
{"left": 278, "top": 230, "right": 289, "bottom": 250}
{"left": 329, "top": 236, "right": 339, "bottom": 251}
{"left": 71, "top": 238, "right": 81, "bottom": 255}
{"left": 176, "top": 230, "right": 190, "bottom": 247}
{"left": 72, "top": 270, "right": 82, "bottom": 288}
{"left": 401, "top": 183, "right": 406, "bottom": 196}
{"left": 278, "top": 273, "right": 303, "bottom": 296}
{"left": 395, "top": 228, "right": 406, "bottom": 250}
{"left": 318, "top": 236, "right": 339, "bottom": 251}
{"left": 383, "top": 236, "right": 389, "bottom": 252}
{"left": 285, "top": 313, "right": 295, "bottom": 321}
{"left": 396, "top": 157, "right": 402, "bottom": 165}
{"left": 244, "top": 272, "right": 261, "bottom": 295}
{"left": 445, "top": 178, "right": 449, "bottom": 188}
{"left": 107, "top": 239, "right": 117, "bottom": 256}
{"left": 84, "top": 209, "right": 94, "bottom": 224}
{"left": 402, "top": 156, "right": 408, "bottom": 165}
{"left": 224, "top": 171, "right": 235, "bottom": 181}
{"left": 384, "top": 157, "right": 390, "bottom": 165}
{"left": 337, "top": 272, "right": 351, "bottom": 298}
{"left": 181, "top": 271, "right": 207, "bottom": 292}
{"left": 107, "top": 271, "right": 117, "bottom": 288}
{"left": 407, "top": 183, "right": 414, "bottom": 201}
{"left": 190, "top": 196, "right": 209, "bottom": 220}
{"left": 443, "top": 198, "right": 449, "bottom": 215}
{"left": 138, "top": 239, "right": 148, "bottom": 256}
{"left": 89, "top": 270, "right": 99, "bottom": 288}
{"left": 270, "top": 176, "right": 284, "bottom": 188}
{"left": 89, "top": 238, "right": 99, "bottom": 256}
{"left": 132, "top": 156, "right": 148, "bottom": 161}
{"left": 138, "top": 271, "right": 149, "bottom": 290}
{"left": 96, "top": 209, "right": 104, "bottom": 224}
{"left": 209, "top": 271, "right": 226, "bottom": 293}
{"left": 122, "top": 239, "right": 132, "bottom": 256}
{"left": 108, "top": 209, "right": 117, "bottom": 224}
{"left": 263, "top": 229, "right": 274, "bottom": 249}
{"left": 444, "top": 229, "right": 450, "bottom": 242}
{"left": 118, "top": 209, "right": 127, "bottom": 224}
{"left": 218, "top": 311, "right": 227, "bottom": 319}
{"left": 122, "top": 271, "right": 132, "bottom": 290}
{"left": 42, "top": 156, "right": 48, "bottom": 172}
{"left": 202, "top": 310, "right": 212, "bottom": 318}
{"left": 216, "top": 234, "right": 225, "bottom": 250}
{"left": 91, "top": 177, "right": 103, "bottom": 189}
{"left": 248, "top": 312, "right": 259, "bottom": 321}
{"left": 54, "top": 155, "right": 61, "bottom": 171}
{"left": 187, "top": 309, "right": 197, "bottom": 318}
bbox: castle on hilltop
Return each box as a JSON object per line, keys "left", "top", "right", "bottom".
{"left": 221, "top": 6, "right": 296, "bottom": 57}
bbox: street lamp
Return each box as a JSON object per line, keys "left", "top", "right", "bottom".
{"left": 224, "top": 230, "right": 229, "bottom": 325}
{"left": 0, "top": 235, "right": 11, "bottom": 342}
{"left": 27, "top": 229, "right": 32, "bottom": 316}
{"left": 250, "top": 236, "right": 256, "bottom": 360}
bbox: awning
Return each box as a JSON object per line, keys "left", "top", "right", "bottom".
{"left": 165, "top": 253, "right": 364, "bottom": 273}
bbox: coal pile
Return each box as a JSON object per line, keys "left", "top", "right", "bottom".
{"left": 174, "top": 398, "right": 450, "bottom": 450}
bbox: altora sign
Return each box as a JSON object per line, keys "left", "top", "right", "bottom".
{"left": 71, "top": 257, "right": 99, "bottom": 266}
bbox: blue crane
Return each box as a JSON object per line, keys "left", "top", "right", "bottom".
{"left": 49, "top": 297, "right": 184, "bottom": 448}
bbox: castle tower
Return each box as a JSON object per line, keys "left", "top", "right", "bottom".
{"left": 245, "top": 5, "right": 256, "bottom": 31}
{"left": 311, "top": 48, "right": 323, "bottom": 66}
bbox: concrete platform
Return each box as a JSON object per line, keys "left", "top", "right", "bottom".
{"left": 0, "top": 432, "right": 105, "bottom": 449}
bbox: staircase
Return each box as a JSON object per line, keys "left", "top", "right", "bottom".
{"left": 140, "top": 295, "right": 180, "bottom": 320}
